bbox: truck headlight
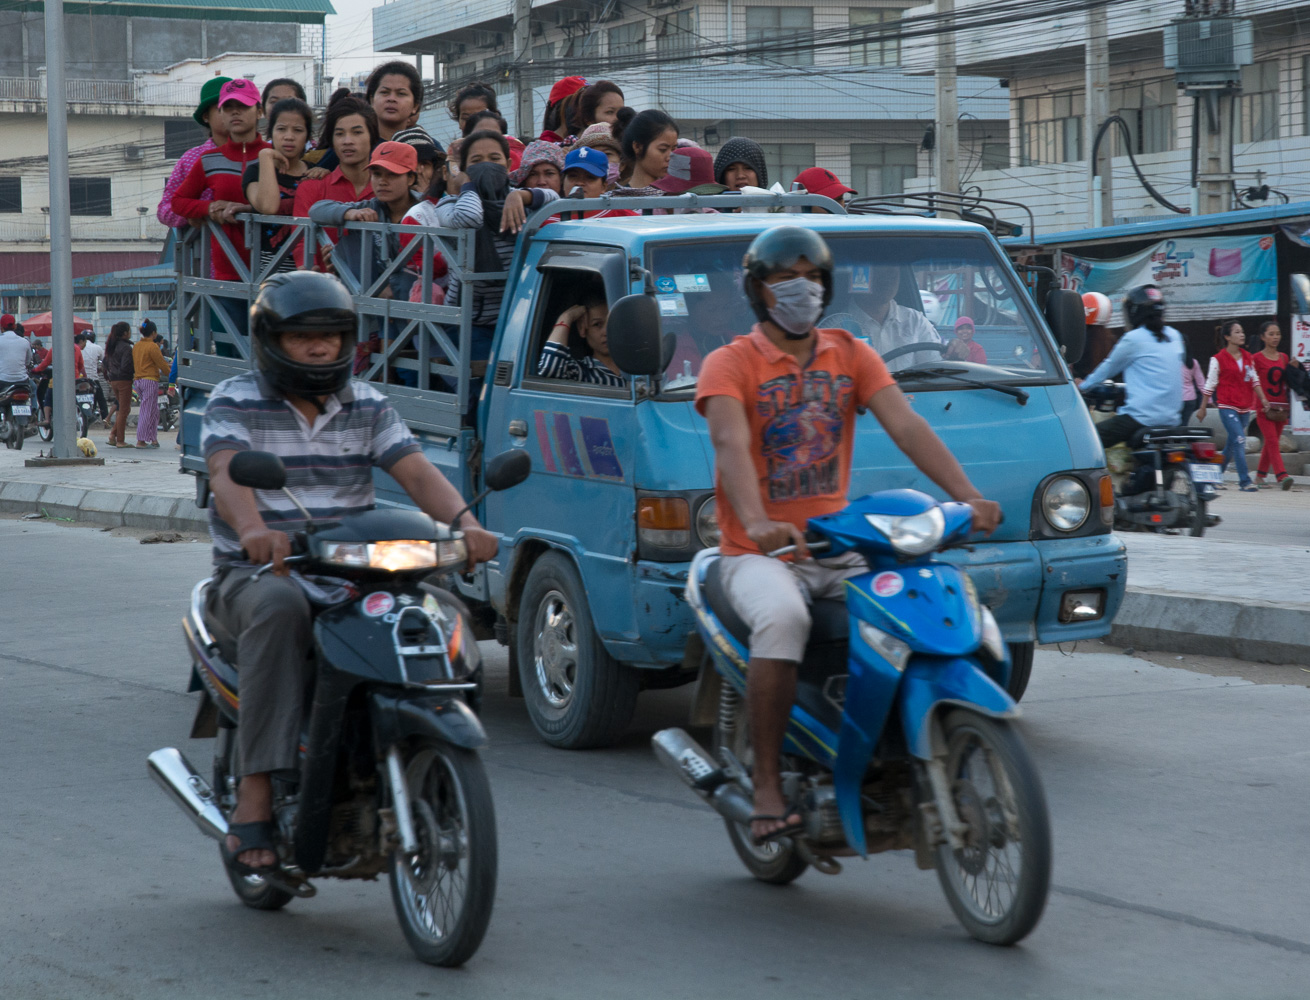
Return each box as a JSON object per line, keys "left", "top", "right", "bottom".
{"left": 865, "top": 506, "right": 945, "bottom": 556}
{"left": 696, "top": 497, "right": 720, "bottom": 548}
{"left": 1041, "top": 476, "right": 1090, "bottom": 531}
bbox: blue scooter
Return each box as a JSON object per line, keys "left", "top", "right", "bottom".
{"left": 653, "top": 490, "right": 1051, "bottom": 945}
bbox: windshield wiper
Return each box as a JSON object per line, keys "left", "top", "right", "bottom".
{"left": 892, "top": 366, "right": 1029, "bottom": 405}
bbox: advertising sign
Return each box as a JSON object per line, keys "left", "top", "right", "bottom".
{"left": 1061, "top": 234, "right": 1277, "bottom": 324}
{"left": 1291, "top": 314, "right": 1310, "bottom": 435}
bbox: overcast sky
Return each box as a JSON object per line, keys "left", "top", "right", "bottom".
{"left": 324, "top": 0, "right": 405, "bottom": 81}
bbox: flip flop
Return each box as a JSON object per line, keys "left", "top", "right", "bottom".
{"left": 749, "top": 812, "right": 805, "bottom": 846}
{"left": 222, "top": 819, "right": 280, "bottom": 877}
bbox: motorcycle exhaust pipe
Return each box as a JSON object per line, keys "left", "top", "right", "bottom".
{"left": 651, "top": 728, "right": 754, "bottom": 826}
{"left": 147, "top": 747, "right": 228, "bottom": 842}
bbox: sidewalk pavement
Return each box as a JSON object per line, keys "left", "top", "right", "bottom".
{"left": 2, "top": 425, "right": 1307, "bottom": 665}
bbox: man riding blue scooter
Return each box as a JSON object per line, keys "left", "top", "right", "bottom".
{"left": 694, "top": 227, "right": 1001, "bottom": 845}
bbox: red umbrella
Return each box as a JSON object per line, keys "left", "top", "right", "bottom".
{"left": 22, "top": 311, "right": 94, "bottom": 337}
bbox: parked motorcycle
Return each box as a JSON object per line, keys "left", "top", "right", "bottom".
{"left": 0, "top": 381, "right": 33, "bottom": 450}
{"left": 1083, "top": 382, "right": 1219, "bottom": 536}
{"left": 159, "top": 383, "right": 180, "bottom": 433}
{"left": 149, "top": 447, "right": 531, "bottom": 966}
{"left": 656, "top": 490, "right": 1051, "bottom": 946}
{"left": 34, "top": 375, "right": 96, "bottom": 441}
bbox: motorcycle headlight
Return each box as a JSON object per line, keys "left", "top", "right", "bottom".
{"left": 695, "top": 497, "right": 720, "bottom": 548}
{"left": 1041, "top": 476, "right": 1090, "bottom": 531}
{"left": 320, "top": 539, "right": 466, "bottom": 572}
{"left": 864, "top": 506, "right": 946, "bottom": 556}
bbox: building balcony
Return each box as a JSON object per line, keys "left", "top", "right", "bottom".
{"left": 0, "top": 75, "right": 203, "bottom": 116}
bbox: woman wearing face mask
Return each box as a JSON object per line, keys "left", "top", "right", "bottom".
{"left": 615, "top": 109, "right": 679, "bottom": 197}
{"left": 512, "top": 141, "right": 565, "bottom": 195}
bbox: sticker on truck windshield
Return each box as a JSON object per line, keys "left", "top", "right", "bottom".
{"left": 851, "top": 266, "right": 871, "bottom": 293}
{"left": 655, "top": 275, "right": 677, "bottom": 293}
{"left": 656, "top": 294, "right": 688, "bottom": 317}
{"left": 674, "top": 273, "right": 710, "bottom": 293}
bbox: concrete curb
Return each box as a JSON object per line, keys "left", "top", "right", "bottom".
{"left": 0, "top": 479, "right": 205, "bottom": 533}
{"left": 1110, "top": 589, "right": 1310, "bottom": 667}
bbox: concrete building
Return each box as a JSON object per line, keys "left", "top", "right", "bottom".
{"left": 0, "top": 2, "right": 332, "bottom": 285}
{"left": 373, "top": 0, "right": 1008, "bottom": 195}
{"left": 901, "top": 0, "right": 1310, "bottom": 236}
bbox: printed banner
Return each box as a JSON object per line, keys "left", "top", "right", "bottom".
{"left": 1060, "top": 234, "right": 1277, "bottom": 323}
{"left": 1292, "top": 314, "right": 1310, "bottom": 435}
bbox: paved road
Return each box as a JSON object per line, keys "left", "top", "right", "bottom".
{"left": 2, "top": 517, "right": 1307, "bottom": 1000}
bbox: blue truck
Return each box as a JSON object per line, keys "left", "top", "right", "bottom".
{"left": 177, "top": 192, "right": 1126, "bottom": 748}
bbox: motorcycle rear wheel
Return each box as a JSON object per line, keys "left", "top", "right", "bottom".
{"left": 933, "top": 710, "right": 1050, "bottom": 945}
{"left": 214, "top": 730, "right": 293, "bottom": 911}
{"left": 389, "top": 741, "right": 497, "bottom": 967}
{"left": 1167, "top": 467, "right": 1206, "bottom": 537}
{"left": 714, "top": 690, "right": 808, "bottom": 885}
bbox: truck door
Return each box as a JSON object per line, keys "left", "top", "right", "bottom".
{"left": 481, "top": 243, "right": 637, "bottom": 630}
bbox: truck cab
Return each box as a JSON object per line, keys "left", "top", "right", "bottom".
{"left": 177, "top": 194, "right": 1125, "bottom": 750}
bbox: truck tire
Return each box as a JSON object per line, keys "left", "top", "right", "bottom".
{"left": 1006, "top": 641, "right": 1034, "bottom": 702}
{"left": 516, "top": 551, "right": 638, "bottom": 749}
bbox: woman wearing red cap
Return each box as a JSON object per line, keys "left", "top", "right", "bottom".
{"left": 792, "top": 167, "right": 856, "bottom": 210}
{"left": 541, "top": 76, "right": 587, "bottom": 143}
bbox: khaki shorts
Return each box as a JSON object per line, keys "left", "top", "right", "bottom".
{"left": 716, "top": 552, "right": 866, "bottom": 663}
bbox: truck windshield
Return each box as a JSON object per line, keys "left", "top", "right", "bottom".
{"left": 648, "top": 234, "right": 1060, "bottom": 392}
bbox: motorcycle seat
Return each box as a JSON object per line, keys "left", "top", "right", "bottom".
{"left": 701, "top": 559, "right": 849, "bottom": 651}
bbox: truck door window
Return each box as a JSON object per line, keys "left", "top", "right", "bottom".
{"left": 648, "top": 234, "right": 1061, "bottom": 393}
{"left": 522, "top": 267, "right": 633, "bottom": 398}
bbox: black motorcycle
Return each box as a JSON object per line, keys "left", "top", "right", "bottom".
{"left": 159, "top": 383, "right": 180, "bottom": 433}
{"left": 1083, "top": 382, "right": 1220, "bottom": 536}
{"left": 34, "top": 375, "right": 96, "bottom": 441}
{"left": 0, "top": 380, "right": 33, "bottom": 449}
{"left": 149, "top": 447, "right": 530, "bottom": 966}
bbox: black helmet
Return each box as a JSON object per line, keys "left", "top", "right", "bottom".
{"left": 1123, "top": 283, "right": 1165, "bottom": 332}
{"left": 742, "top": 226, "right": 834, "bottom": 324}
{"left": 250, "top": 271, "right": 357, "bottom": 398}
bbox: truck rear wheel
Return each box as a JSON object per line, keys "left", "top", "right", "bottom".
{"left": 516, "top": 551, "right": 638, "bottom": 749}
{"left": 1006, "top": 642, "right": 1034, "bottom": 702}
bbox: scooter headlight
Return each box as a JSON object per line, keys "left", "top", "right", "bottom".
{"left": 319, "top": 539, "right": 466, "bottom": 571}
{"left": 864, "top": 506, "right": 946, "bottom": 556}
{"left": 857, "top": 620, "right": 911, "bottom": 672}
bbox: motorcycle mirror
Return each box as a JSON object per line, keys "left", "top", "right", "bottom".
{"left": 484, "top": 449, "right": 531, "bottom": 492}
{"left": 228, "top": 450, "right": 287, "bottom": 491}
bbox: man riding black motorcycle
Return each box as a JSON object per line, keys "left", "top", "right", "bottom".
{"left": 1076, "top": 284, "right": 1185, "bottom": 448}
{"left": 201, "top": 270, "right": 497, "bottom": 874}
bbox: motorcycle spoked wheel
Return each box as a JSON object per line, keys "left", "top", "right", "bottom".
{"left": 932, "top": 709, "right": 1051, "bottom": 946}
{"left": 389, "top": 740, "right": 498, "bottom": 967}
{"left": 37, "top": 418, "right": 52, "bottom": 442}
{"left": 1166, "top": 467, "right": 1206, "bottom": 537}
{"left": 713, "top": 690, "right": 809, "bottom": 885}
{"left": 214, "top": 727, "right": 294, "bottom": 912}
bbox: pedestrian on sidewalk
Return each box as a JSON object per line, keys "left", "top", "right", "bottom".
{"left": 1252, "top": 319, "right": 1296, "bottom": 489}
{"left": 1197, "top": 320, "right": 1268, "bottom": 493}
{"left": 104, "top": 322, "right": 133, "bottom": 447}
{"left": 1180, "top": 347, "right": 1205, "bottom": 425}
{"left": 132, "top": 320, "right": 169, "bottom": 449}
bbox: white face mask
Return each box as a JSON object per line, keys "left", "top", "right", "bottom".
{"left": 766, "top": 276, "right": 825, "bottom": 339}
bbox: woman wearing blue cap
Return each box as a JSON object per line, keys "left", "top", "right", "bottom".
{"left": 558, "top": 146, "right": 637, "bottom": 219}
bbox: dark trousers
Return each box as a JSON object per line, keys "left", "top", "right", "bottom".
{"left": 208, "top": 565, "right": 314, "bottom": 777}
{"left": 1097, "top": 413, "right": 1145, "bottom": 450}
{"left": 108, "top": 379, "right": 132, "bottom": 443}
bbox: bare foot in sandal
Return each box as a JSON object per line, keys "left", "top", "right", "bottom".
{"left": 226, "top": 773, "right": 277, "bottom": 870}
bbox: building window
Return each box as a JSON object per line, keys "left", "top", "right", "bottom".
{"left": 851, "top": 143, "right": 917, "bottom": 195}
{"left": 69, "top": 177, "right": 112, "bottom": 216}
{"left": 608, "top": 20, "right": 647, "bottom": 60}
{"left": 164, "top": 119, "right": 208, "bottom": 161}
{"left": 849, "top": 7, "right": 904, "bottom": 67}
{"left": 657, "top": 9, "right": 697, "bottom": 60}
{"left": 1019, "top": 91, "right": 1084, "bottom": 165}
{"left": 1111, "top": 80, "right": 1176, "bottom": 155}
{"left": 1237, "top": 61, "right": 1279, "bottom": 144}
{"left": 0, "top": 177, "right": 21, "bottom": 213}
{"left": 745, "top": 6, "right": 813, "bottom": 67}
{"left": 759, "top": 142, "right": 815, "bottom": 188}
{"left": 980, "top": 141, "right": 1009, "bottom": 171}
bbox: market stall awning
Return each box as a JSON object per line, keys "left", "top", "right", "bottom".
{"left": 1, "top": 1, "right": 335, "bottom": 24}
{"left": 22, "top": 311, "right": 94, "bottom": 337}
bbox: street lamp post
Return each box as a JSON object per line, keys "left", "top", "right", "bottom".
{"left": 44, "top": 0, "right": 76, "bottom": 458}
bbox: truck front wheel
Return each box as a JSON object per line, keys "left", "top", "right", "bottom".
{"left": 516, "top": 552, "right": 638, "bottom": 749}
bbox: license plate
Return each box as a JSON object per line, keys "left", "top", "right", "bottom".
{"left": 11, "top": 404, "right": 29, "bottom": 416}
{"left": 1189, "top": 463, "right": 1222, "bottom": 483}
{"left": 76, "top": 393, "right": 94, "bottom": 403}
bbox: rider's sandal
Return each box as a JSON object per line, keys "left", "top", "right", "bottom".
{"left": 222, "top": 820, "right": 280, "bottom": 877}
{"left": 749, "top": 813, "right": 805, "bottom": 846}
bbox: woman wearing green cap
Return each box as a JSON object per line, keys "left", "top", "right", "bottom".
{"left": 156, "top": 76, "right": 231, "bottom": 229}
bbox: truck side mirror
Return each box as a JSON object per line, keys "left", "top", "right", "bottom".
{"left": 1290, "top": 273, "right": 1310, "bottom": 315}
{"left": 1044, "top": 288, "right": 1086, "bottom": 366}
{"left": 608, "top": 294, "right": 674, "bottom": 377}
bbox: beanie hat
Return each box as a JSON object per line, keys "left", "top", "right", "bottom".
{"left": 511, "top": 140, "right": 566, "bottom": 185}
{"left": 575, "top": 122, "right": 621, "bottom": 160}
{"left": 713, "top": 137, "right": 769, "bottom": 189}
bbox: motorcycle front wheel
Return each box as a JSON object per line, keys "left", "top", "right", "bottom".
{"left": 714, "top": 688, "right": 808, "bottom": 885}
{"left": 389, "top": 741, "right": 497, "bottom": 967}
{"left": 933, "top": 709, "right": 1050, "bottom": 946}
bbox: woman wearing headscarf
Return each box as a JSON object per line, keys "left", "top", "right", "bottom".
{"left": 511, "top": 140, "right": 566, "bottom": 195}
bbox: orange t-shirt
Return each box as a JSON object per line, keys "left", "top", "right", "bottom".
{"left": 695, "top": 326, "right": 895, "bottom": 556}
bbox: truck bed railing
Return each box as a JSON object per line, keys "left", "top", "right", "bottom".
{"left": 846, "top": 191, "right": 1035, "bottom": 241}
{"left": 175, "top": 216, "right": 504, "bottom": 437}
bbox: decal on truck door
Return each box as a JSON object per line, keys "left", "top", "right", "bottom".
{"left": 533, "top": 411, "right": 624, "bottom": 481}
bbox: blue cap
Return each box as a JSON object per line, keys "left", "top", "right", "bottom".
{"left": 563, "top": 145, "right": 609, "bottom": 179}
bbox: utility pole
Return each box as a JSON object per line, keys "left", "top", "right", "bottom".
{"left": 1086, "top": 3, "right": 1113, "bottom": 227}
{"left": 1193, "top": 90, "right": 1234, "bottom": 214}
{"left": 45, "top": 0, "right": 76, "bottom": 460}
{"left": 934, "top": 0, "right": 960, "bottom": 206}
{"left": 513, "top": 0, "right": 533, "bottom": 140}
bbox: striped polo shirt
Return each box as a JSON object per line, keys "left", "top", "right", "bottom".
{"left": 201, "top": 371, "right": 421, "bottom": 565}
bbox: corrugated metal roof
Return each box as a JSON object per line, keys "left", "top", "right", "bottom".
{"left": 1012, "top": 201, "right": 1310, "bottom": 251}
{"left": 8, "top": 1, "right": 334, "bottom": 24}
